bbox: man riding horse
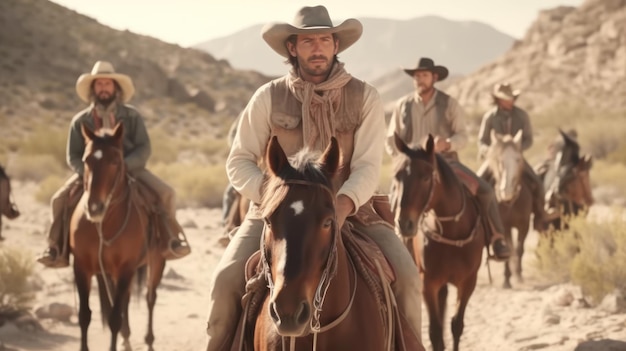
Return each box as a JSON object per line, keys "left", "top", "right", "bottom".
{"left": 477, "top": 83, "right": 558, "bottom": 231}
{"left": 37, "top": 61, "right": 191, "bottom": 268}
{"left": 205, "top": 6, "right": 423, "bottom": 349}
{"left": 386, "top": 57, "right": 511, "bottom": 260}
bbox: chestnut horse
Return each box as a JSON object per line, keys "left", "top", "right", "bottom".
{"left": 70, "top": 123, "right": 166, "bottom": 351}
{"left": 483, "top": 130, "right": 532, "bottom": 288}
{"left": 253, "top": 136, "right": 391, "bottom": 350}
{"left": 0, "top": 165, "right": 20, "bottom": 240}
{"left": 539, "top": 129, "right": 594, "bottom": 231}
{"left": 391, "top": 134, "right": 485, "bottom": 351}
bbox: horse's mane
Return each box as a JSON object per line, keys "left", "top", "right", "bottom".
{"left": 260, "top": 148, "right": 332, "bottom": 218}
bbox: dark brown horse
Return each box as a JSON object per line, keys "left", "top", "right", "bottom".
{"left": 0, "top": 165, "right": 20, "bottom": 240}
{"left": 70, "top": 123, "right": 166, "bottom": 351}
{"left": 253, "top": 136, "right": 390, "bottom": 350}
{"left": 391, "top": 133, "right": 485, "bottom": 351}
{"left": 539, "top": 129, "right": 594, "bottom": 231}
{"left": 484, "top": 130, "right": 532, "bottom": 289}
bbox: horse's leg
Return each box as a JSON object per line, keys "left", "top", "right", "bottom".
{"left": 503, "top": 226, "right": 513, "bottom": 289}
{"left": 145, "top": 254, "right": 166, "bottom": 351}
{"left": 109, "top": 270, "right": 134, "bottom": 351}
{"left": 516, "top": 222, "right": 530, "bottom": 284}
{"left": 423, "top": 280, "right": 445, "bottom": 351}
{"left": 74, "top": 264, "right": 93, "bottom": 351}
{"left": 120, "top": 290, "right": 132, "bottom": 351}
{"left": 451, "top": 272, "right": 478, "bottom": 351}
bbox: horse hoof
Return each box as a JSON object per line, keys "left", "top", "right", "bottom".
{"left": 503, "top": 281, "right": 512, "bottom": 289}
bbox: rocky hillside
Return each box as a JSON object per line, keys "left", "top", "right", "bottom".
{"left": 0, "top": 0, "right": 271, "bottom": 141}
{"left": 447, "top": 0, "right": 626, "bottom": 113}
{"left": 195, "top": 16, "right": 514, "bottom": 83}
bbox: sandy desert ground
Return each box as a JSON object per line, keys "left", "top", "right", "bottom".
{"left": 0, "top": 180, "right": 624, "bottom": 351}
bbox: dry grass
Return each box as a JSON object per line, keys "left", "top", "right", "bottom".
{"left": 0, "top": 247, "right": 36, "bottom": 316}
{"left": 535, "top": 213, "right": 626, "bottom": 305}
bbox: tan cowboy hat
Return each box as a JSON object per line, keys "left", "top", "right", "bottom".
{"left": 491, "top": 82, "right": 521, "bottom": 102}
{"left": 75, "top": 61, "right": 135, "bottom": 103}
{"left": 403, "top": 57, "right": 449, "bottom": 81}
{"left": 261, "top": 5, "right": 363, "bottom": 58}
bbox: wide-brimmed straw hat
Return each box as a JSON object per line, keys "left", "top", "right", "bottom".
{"left": 491, "top": 82, "right": 521, "bottom": 102}
{"left": 75, "top": 61, "right": 135, "bottom": 103}
{"left": 403, "top": 57, "right": 449, "bottom": 81}
{"left": 261, "top": 5, "right": 363, "bottom": 58}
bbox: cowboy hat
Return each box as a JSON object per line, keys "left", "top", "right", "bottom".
{"left": 491, "top": 82, "right": 521, "bottom": 102}
{"left": 403, "top": 57, "right": 449, "bottom": 81}
{"left": 261, "top": 5, "right": 363, "bottom": 58}
{"left": 75, "top": 61, "right": 135, "bottom": 103}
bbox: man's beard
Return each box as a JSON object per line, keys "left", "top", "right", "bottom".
{"left": 299, "top": 55, "right": 332, "bottom": 78}
{"left": 95, "top": 92, "right": 116, "bottom": 107}
{"left": 417, "top": 84, "right": 434, "bottom": 95}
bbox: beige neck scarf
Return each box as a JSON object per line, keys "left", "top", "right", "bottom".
{"left": 287, "top": 62, "right": 352, "bottom": 150}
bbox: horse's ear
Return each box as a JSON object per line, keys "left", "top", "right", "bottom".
{"left": 424, "top": 134, "right": 435, "bottom": 155}
{"left": 112, "top": 122, "right": 124, "bottom": 144}
{"left": 81, "top": 123, "right": 96, "bottom": 143}
{"left": 266, "top": 136, "right": 289, "bottom": 176}
{"left": 393, "top": 132, "right": 410, "bottom": 155}
{"left": 320, "top": 137, "right": 340, "bottom": 177}
{"left": 512, "top": 129, "right": 523, "bottom": 147}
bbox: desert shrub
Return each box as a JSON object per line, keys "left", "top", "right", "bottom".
{"left": 9, "top": 154, "right": 67, "bottom": 181}
{"left": 148, "top": 127, "right": 184, "bottom": 164}
{"left": 17, "top": 126, "right": 66, "bottom": 166}
{"left": 0, "top": 247, "right": 36, "bottom": 316}
{"left": 150, "top": 162, "right": 228, "bottom": 208}
{"left": 535, "top": 214, "right": 626, "bottom": 305}
{"left": 35, "top": 174, "right": 66, "bottom": 204}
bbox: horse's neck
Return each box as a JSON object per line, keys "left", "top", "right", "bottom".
{"left": 321, "top": 233, "right": 352, "bottom": 323}
{"left": 432, "top": 161, "right": 464, "bottom": 211}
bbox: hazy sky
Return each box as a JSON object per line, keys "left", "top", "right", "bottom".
{"left": 49, "top": 0, "right": 584, "bottom": 47}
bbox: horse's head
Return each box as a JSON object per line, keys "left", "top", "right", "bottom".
{"left": 486, "top": 130, "right": 524, "bottom": 203}
{"left": 549, "top": 129, "right": 594, "bottom": 211}
{"left": 260, "top": 136, "right": 341, "bottom": 337}
{"left": 81, "top": 122, "right": 126, "bottom": 223}
{"left": 556, "top": 153, "right": 594, "bottom": 211}
{"left": 0, "top": 166, "right": 19, "bottom": 219}
{"left": 391, "top": 133, "right": 439, "bottom": 237}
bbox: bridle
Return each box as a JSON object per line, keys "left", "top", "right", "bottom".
{"left": 260, "top": 179, "right": 357, "bottom": 350}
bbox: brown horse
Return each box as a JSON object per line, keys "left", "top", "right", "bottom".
{"left": 0, "top": 165, "right": 20, "bottom": 240}
{"left": 391, "top": 133, "right": 485, "bottom": 351}
{"left": 484, "top": 130, "right": 532, "bottom": 289}
{"left": 252, "top": 136, "right": 391, "bottom": 350}
{"left": 70, "top": 123, "right": 166, "bottom": 351}
{"left": 539, "top": 129, "right": 594, "bottom": 231}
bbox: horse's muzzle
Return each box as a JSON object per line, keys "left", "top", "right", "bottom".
{"left": 396, "top": 218, "right": 418, "bottom": 237}
{"left": 269, "top": 300, "right": 311, "bottom": 337}
{"left": 85, "top": 201, "right": 106, "bottom": 223}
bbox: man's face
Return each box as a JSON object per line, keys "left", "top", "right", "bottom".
{"left": 288, "top": 33, "right": 338, "bottom": 81}
{"left": 496, "top": 98, "right": 515, "bottom": 110}
{"left": 413, "top": 70, "right": 436, "bottom": 95}
{"left": 93, "top": 78, "right": 117, "bottom": 105}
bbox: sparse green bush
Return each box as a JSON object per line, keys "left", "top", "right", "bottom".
{"left": 150, "top": 162, "right": 228, "bottom": 208}
{"left": 35, "top": 174, "right": 66, "bottom": 204}
{"left": 0, "top": 247, "right": 36, "bottom": 315}
{"left": 535, "top": 214, "right": 626, "bottom": 305}
{"left": 9, "top": 154, "right": 67, "bottom": 181}
{"left": 18, "top": 126, "right": 66, "bottom": 166}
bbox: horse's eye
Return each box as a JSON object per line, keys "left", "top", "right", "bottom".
{"left": 323, "top": 218, "right": 333, "bottom": 229}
